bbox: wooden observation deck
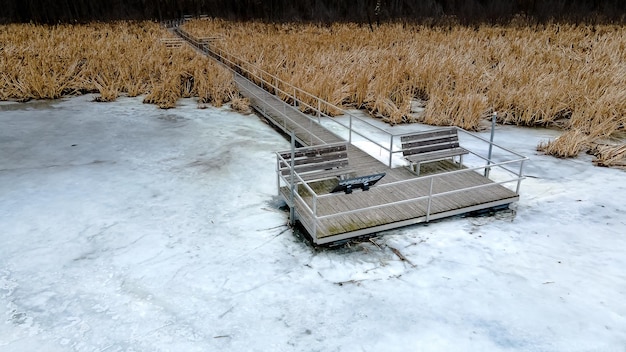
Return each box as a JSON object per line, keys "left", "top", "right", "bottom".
{"left": 173, "top": 26, "right": 527, "bottom": 245}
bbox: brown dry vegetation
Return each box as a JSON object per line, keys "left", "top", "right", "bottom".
{"left": 1, "top": 20, "right": 624, "bottom": 164}
{"left": 0, "top": 21, "right": 235, "bottom": 109}
{"left": 183, "top": 19, "right": 626, "bottom": 161}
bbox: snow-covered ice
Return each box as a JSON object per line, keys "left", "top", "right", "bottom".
{"left": 1, "top": 96, "right": 625, "bottom": 351}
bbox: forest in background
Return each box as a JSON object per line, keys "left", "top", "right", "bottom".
{"left": 2, "top": 0, "right": 626, "bottom": 24}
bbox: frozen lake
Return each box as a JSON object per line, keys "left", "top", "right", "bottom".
{"left": 1, "top": 96, "right": 625, "bottom": 351}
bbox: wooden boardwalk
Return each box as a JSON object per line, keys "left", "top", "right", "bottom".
{"left": 233, "top": 76, "right": 343, "bottom": 146}
{"left": 174, "top": 27, "right": 524, "bottom": 245}
{"left": 237, "top": 74, "right": 519, "bottom": 244}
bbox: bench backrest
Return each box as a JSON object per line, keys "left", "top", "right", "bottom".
{"left": 278, "top": 143, "right": 349, "bottom": 177}
{"left": 160, "top": 38, "right": 184, "bottom": 48}
{"left": 401, "top": 128, "right": 460, "bottom": 156}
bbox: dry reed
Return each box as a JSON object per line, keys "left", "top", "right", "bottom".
{"left": 0, "top": 22, "right": 235, "bottom": 109}
{"left": 229, "top": 95, "right": 252, "bottom": 114}
{"left": 183, "top": 19, "right": 625, "bottom": 160}
{"left": 590, "top": 144, "right": 626, "bottom": 168}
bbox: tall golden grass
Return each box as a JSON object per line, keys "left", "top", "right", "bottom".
{"left": 2, "top": 20, "right": 624, "bottom": 164}
{"left": 183, "top": 19, "right": 625, "bottom": 160}
{"left": 0, "top": 22, "right": 235, "bottom": 109}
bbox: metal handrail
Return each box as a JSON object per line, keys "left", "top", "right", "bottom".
{"left": 285, "top": 153, "right": 526, "bottom": 236}
{"left": 235, "top": 72, "right": 326, "bottom": 146}
{"left": 175, "top": 29, "right": 327, "bottom": 146}
{"left": 316, "top": 157, "right": 526, "bottom": 201}
{"left": 177, "top": 27, "right": 521, "bottom": 170}
{"left": 175, "top": 27, "right": 395, "bottom": 153}
{"left": 204, "top": 49, "right": 328, "bottom": 145}
{"left": 172, "top": 23, "right": 528, "bottom": 239}
{"left": 173, "top": 22, "right": 412, "bottom": 160}
{"left": 456, "top": 128, "right": 527, "bottom": 159}
{"left": 275, "top": 154, "right": 526, "bottom": 237}
{"left": 315, "top": 177, "right": 523, "bottom": 221}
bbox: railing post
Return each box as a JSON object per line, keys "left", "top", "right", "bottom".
{"left": 283, "top": 103, "right": 287, "bottom": 130}
{"left": 485, "top": 112, "right": 497, "bottom": 178}
{"left": 317, "top": 99, "right": 321, "bottom": 124}
{"left": 262, "top": 87, "right": 266, "bottom": 115}
{"left": 276, "top": 155, "right": 280, "bottom": 196}
{"left": 516, "top": 159, "right": 525, "bottom": 194}
{"left": 312, "top": 192, "right": 318, "bottom": 238}
{"left": 426, "top": 177, "right": 434, "bottom": 222}
{"left": 349, "top": 114, "right": 353, "bottom": 144}
{"left": 388, "top": 135, "right": 394, "bottom": 167}
{"left": 289, "top": 132, "right": 296, "bottom": 226}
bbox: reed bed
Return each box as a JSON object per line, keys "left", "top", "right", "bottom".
{"left": 183, "top": 19, "right": 625, "bottom": 160}
{"left": 0, "top": 22, "right": 235, "bottom": 109}
{"left": 589, "top": 143, "right": 626, "bottom": 168}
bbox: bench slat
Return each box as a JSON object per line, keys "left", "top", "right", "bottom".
{"left": 405, "top": 147, "right": 469, "bottom": 163}
{"left": 402, "top": 139, "right": 460, "bottom": 156}
{"left": 279, "top": 144, "right": 347, "bottom": 160}
{"left": 280, "top": 159, "right": 349, "bottom": 176}
{"left": 279, "top": 151, "right": 348, "bottom": 168}
{"left": 283, "top": 167, "right": 354, "bottom": 182}
{"left": 400, "top": 129, "right": 456, "bottom": 143}
{"left": 402, "top": 135, "right": 458, "bottom": 147}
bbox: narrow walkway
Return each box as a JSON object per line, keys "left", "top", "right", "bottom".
{"left": 232, "top": 76, "right": 395, "bottom": 182}
{"left": 234, "top": 76, "right": 342, "bottom": 146}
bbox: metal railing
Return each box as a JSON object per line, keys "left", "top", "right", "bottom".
{"left": 171, "top": 21, "right": 528, "bottom": 241}
{"left": 175, "top": 28, "right": 332, "bottom": 146}
{"left": 172, "top": 20, "right": 505, "bottom": 168}
{"left": 173, "top": 26, "right": 396, "bottom": 152}
{"left": 276, "top": 135, "right": 527, "bottom": 240}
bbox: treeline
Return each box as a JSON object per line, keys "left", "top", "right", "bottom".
{"left": 1, "top": 0, "right": 625, "bottom": 24}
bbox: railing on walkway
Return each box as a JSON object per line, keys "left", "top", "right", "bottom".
{"left": 175, "top": 27, "right": 333, "bottom": 145}
{"left": 276, "top": 129, "right": 527, "bottom": 240}
{"left": 170, "top": 21, "right": 528, "bottom": 241}
{"left": 173, "top": 25, "right": 398, "bottom": 150}
{"left": 174, "top": 26, "right": 527, "bottom": 169}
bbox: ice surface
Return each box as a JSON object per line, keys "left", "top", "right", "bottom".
{"left": 1, "top": 96, "right": 625, "bottom": 351}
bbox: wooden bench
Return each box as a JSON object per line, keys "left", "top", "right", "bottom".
{"left": 277, "top": 143, "right": 353, "bottom": 182}
{"left": 160, "top": 38, "right": 184, "bottom": 48}
{"left": 400, "top": 128, "right": 469, "bottom": 175}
